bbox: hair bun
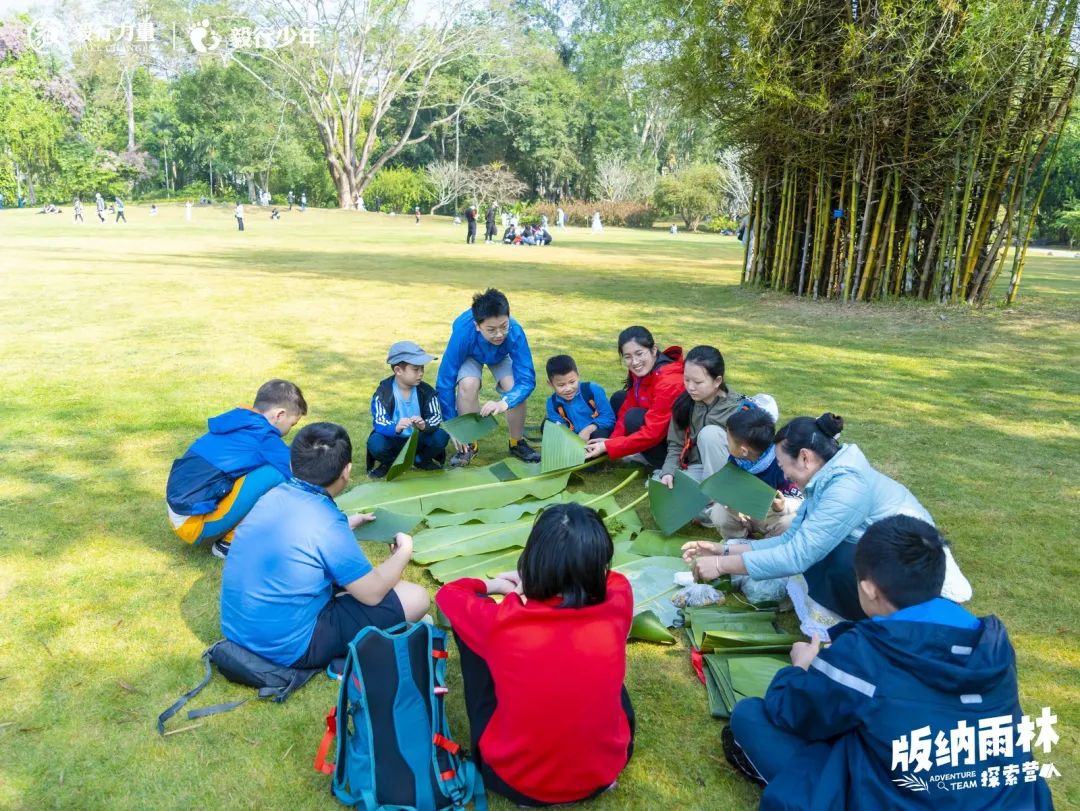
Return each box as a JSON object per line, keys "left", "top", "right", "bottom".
{"left": 815, "top": 413, "right": 844, "bottom": 437}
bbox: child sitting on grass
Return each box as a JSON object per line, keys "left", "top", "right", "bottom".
{"left": 366, "top": 341, "right": 450, "bottom": 477}
{"left": 543, "top": 354, "right": 616, "bottom": 441}
{"left": 710, "top": 399, "right": 802, "bottom": 540}
{"left": 166, "top": 379, "right": 306, "bottom": 559}
{"left": 725, "top": 515, "right": 1052, "bottom": 810}
{"left": 435, "top": 503, "right": 635, "bottom": 807}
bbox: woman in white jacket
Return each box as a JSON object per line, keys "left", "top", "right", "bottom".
{"left": 683, "top": 413, "right": 971, "bottom": 638}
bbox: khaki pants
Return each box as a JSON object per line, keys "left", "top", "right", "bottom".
{"left": 709, "top": 495, "right": 801, "bottom": 540}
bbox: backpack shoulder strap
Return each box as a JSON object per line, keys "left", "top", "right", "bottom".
{"left": 157, "top": 644, "right": 217, "bottom": 734}
{"left": 580, "top": 382, "right": 600, "bottom": 418}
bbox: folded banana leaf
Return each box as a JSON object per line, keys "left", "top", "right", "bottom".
{"left": 385, "top": 430, "right": 419, "bottom": 481}
{"left": 700, "top": 629, "right": 803, "bottom": 653}
{"left": 442, "top": 413, "right": 499, "bottom": 444}
{"left": 703, "top": 653, "right": 790, "bottom": 717}
{"left": 629, "top": 610, "right": 676, "bottom": 644}
{"left": 699, "top": 462, "right": 778, "bottom": 521}
{"left": 648, "top": 470, "right": 710, "bottom": 535}
{"left": 352, "top": 508, "right": 423, "bottom": 543}
{"left": 540, "top": 420, "right": 586, "bottom": 473}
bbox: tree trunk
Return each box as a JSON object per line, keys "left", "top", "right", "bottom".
{"left": 124, "top": 67, "right": 136, "bottom": 152}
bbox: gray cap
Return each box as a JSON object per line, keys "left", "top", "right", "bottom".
{"left": 387, "top": 340, "right": 435, "bottom": 366}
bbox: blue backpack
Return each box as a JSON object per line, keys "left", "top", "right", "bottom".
{"left": 315, "top": 622, "right": 487, "bottom": 811}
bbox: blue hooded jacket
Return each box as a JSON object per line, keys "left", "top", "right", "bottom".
{"left": 435, "top": 309, "right": 536, "bottom": 419}
{"left": 759, "top": 599, "right": 1055, "bottom": 810}
{"left": 165, "top": 408, "right": 292, "bottom": 515}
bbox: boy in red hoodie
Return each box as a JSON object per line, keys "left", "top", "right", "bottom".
{"left": 585, "top": 325, "right": 684, "bottom": 469}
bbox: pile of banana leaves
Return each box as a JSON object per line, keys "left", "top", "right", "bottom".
{"left": 336, "top": 421, "right": 697, "bottom": 643}
{"left": 683, "top": 603, "right": 804, "bottom": 717}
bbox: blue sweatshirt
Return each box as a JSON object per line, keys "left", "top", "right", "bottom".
{"left": 165, "top": 408, "right": 292, "bottom": 515}
{"left": 758, "top": 599, "right": 1053, "bottom": 810}
{"left": 545, "top": 382, "right": 616, "bottom": 433}
{"left": 435, "top": 309, "right": 536, "bottom": 419}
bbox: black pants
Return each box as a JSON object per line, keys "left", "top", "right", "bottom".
{"left": 485, "top": 224, "right": 497, "bottom": 241}
{"left": 115, "top": 211, "right": 126, "bottom": 222}
{"left": 467, "top": 223, "right": 477, "bottom": 243}
{"left": 608, "top": 390, "right": 669, "bottom": 469}
{"left": 454, "top": 633, "right": 635, "bottom": 807}
{"left": 236, "top": 216, "right": 244, "bottom": 231}
{"left": 290, "top": 591, "right": 405, "bottom": 670}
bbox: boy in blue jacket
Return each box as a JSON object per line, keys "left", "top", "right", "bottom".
{"left": 166, "top": 380, "right": 306, "bottom": 558}
{"left": 366, "top": 341, "right": 450, "bottom": 477}
{"left": 543, "top": 354, "right": 616, "bottom": 441}
{"left": 725, "top": 515, "right": 1054, "bottom": 810}
{"left": 435, "top": 288, "right": 540, "bottom": 466}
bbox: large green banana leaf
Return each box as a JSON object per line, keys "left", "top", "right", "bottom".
{"left": 411, "top": 520, "right": 533, "bottom": 565}
{"left": 424, "top": 491, "right": 602, "bottom": 528}
{"left": 385, "top": 430, "right": 419, "bottom": 481}
{"left": 629, "top": 530, "right": 695, "bottom": 557}
{"left": 614, "top": 555, "right": 686, "bottom": 629}
{"left": 352, "top": 508, "right": 423, "bottom": 543}
{"left": 648, "top": 470, "right": 710, "bottom": 535}
{"left": 442, "top": 413, "right": 499, "bottom": 444}
{"left": 428, "top": 548, "right": 523, "bottom": 583}
{"left": 540, "top": 420, "right": 586, "bottom": 473}
{"left": 338, "top": 464, "right": 573, "bottom": 515}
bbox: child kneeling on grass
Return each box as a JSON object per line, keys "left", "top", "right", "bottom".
{"left": 724, "top": 515, "right": 1053, "bottom": 811}
{"left": 544, "top": 354, "right": 617, "bottom": 441}
{"left": 366, "top": 340, "right": 450, "bottom": 477}
{"left": 165, "top": 379, "right": 306, "bottom": 559}
{"left": 435, "top": 503, "right": 635, "bottom": 807}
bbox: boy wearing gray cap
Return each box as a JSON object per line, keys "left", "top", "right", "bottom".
{"left": 366, "top": 341, "right": 450, "bottom": 477}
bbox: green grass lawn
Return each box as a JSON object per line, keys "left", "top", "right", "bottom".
{"left": 1, "top": 203, "right": 1077, "bottom": 810}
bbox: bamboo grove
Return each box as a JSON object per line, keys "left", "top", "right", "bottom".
{"left": 670, "top": 0, "right": 1080, "bottom": 304}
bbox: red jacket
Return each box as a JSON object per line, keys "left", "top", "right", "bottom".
{"left": 435, "top": 573, "right": 633, "bottom": 804}
{"left": 605, "top": 346, "right": 685, "bottom": 459}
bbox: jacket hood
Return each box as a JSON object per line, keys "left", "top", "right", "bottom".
{"left": 839, "top": 612, "right": 1014, "bottom": 698}
{"left": 207, "top": 407, "right": 275, "bottom": 436}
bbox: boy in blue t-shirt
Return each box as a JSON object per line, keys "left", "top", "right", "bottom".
{"left": 543, "top": 354, "right": 616, "bottom": 441}
{"left": 710, "top": 399, "right": 802, "bottom": 540}
{"left": 725, "top": 516, "right": 1053, "bottom": 811}
{"left": 366, "top": 341, "right": 450, "bottom": 477}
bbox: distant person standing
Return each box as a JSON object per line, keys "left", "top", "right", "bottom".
{"left": 591, "top": 210, "right": 603, "bottom": 234}
{"left": 287, "top": 190, "right": 294, "bottom": 210}
{"left": 95, "top": 193, "right": 106, "bottom": 223}
{"left": 358, "top": 195, "right": 366, "bottom": 211}
{"left": 114, "top": 196, "right": 127, "bottom": 223}
{"left": 557, "top": 206, "right": 566, "bottom": 230}
{"left": 541, "top": 213, "right": 549, "bottom": 230}
{"left": 185, "top": 201, "right": 193, "bottom": 222}
{"left": 414, "top": 206, "right": 421, "bottom": 224}
{"left": 73, "top": 197, "right": 84, "bottom": 224}
{"left": 300, "top": 192, "right": 307, "bottom": 212}
{"left": 235, "top": 201, "right": 245, "bottom": 231}
{"left": 466, "top": 205, "right": 478, "bottom": 244}
{"left": 149, "top": 204, "right": 158, "bottom": 217}
{"left": 485, "top": 205, "right": 497, "bottom": 243}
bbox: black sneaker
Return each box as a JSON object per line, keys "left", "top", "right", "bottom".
{"left": 509, "top": 438, "right": 541, "bottom": 463}
{"left": 721, "top": 726, "right": 765, "bottom": 786}
{"left": 414, "top": 458, "right": 443, "bottom": 472}
{"left": 368, "top": 463, "right": 390, "bottom": 479}
{"left": 211, "top": 539, "right": 231, "bottom": 560}
{"left": 450, "top": 444, "right": 477, "bottom": 467}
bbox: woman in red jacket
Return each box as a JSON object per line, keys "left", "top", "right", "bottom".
{"left": 435, "top": 503, "right": 635, "bottom": 807}
{"left": 584, "top": 325, "right": 685, "bottom": 469}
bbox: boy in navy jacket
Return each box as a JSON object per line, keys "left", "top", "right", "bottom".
{"left": 726, "top": 515, "right": 1054, "bottom": 810}
{"left": 166, "top": 380, "right": 306, "bottom": 558}
{"left": 366, "top": 341, "right": 449, "bottom": 477}
{"left": 544, "top": 354, "right": 616, "bottom": 441}
{"left": 435, "top": 288, "right": 539, "bottom": 466}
